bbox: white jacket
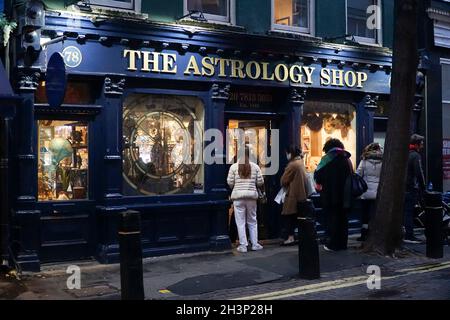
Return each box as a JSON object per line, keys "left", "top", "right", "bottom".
{"left": 356, "top": 158, "right": 383, "bottom": 200}
{"left": 227, "top": 162, "right": 264, "bottom": 200}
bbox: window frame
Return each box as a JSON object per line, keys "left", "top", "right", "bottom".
{"left": 345, "top": 0, "right": 383, "bottom": 46}
{"left": 36, "top": 118, "right": 91, "bottom": 203}
{"left": 89, "top": 0, "right": 141, "bottom": 13}
{"left": 271, "top": 0, "right": 315, "bottom": 36}
{"left": 183, "top": 0, "right": 236, "bottom": 25}
{"left": 441, "top": 58, "right": 450, "bottom": 104}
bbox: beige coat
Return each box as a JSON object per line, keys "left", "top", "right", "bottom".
{"left": 280, "top": 157, "right": 308, "bottom": 215}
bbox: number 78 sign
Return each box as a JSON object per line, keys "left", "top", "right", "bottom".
{"left": 62, "top": 46, "right": 83, "bottom": 68}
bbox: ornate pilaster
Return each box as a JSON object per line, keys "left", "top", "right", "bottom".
{"left": 104, "top": 77, "right": 126, "bottom": 97}
{"left": 14, "top": 69, "right": 41, "bottom": 271}
{"left": 207, "top": 83, "right": 231, "bottom": 252}
{"left": 16, "top": 70, "right": 41, "bottom": 202}
{"left": 359, "top": 94, "right": 379, "bottom": 156}
{"left": 102, "top": 77, "right": 126, "bottom": 199}
{"left": 288, "top": 88, "right": 307, "bottom": 149}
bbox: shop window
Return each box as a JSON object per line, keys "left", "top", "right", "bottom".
{"left": 38, "top": 120, "right": 89, "bottom": 201}
{"left": 347, "top": 0, "right": 382, "bottom": 45}
{"left": 89, "top": 0, "right": 141, "bottom": 12}
{"left": 35, "top": 80, "right": 97, "bottom": 105}
{"left": 300, "top": 101, "right": 357, "bottom": 173}
{"left": 185, "top": 0, "right": 234, "bottom": 24}
{"left": 273, "top": 0, "right": 314, "bottom": 35}
{"left": 123, "top": 94, "right": 204, "bottom": 196}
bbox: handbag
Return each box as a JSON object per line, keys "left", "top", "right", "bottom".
{"left": 345, "top": 159, "right": 368, "bottom": 198}
{"left": 258, "top": 188, "right": 267, "bottom": 204}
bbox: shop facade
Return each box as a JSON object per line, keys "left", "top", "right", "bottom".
{"left": 9, "top": 11, "right": 393, "bottom": 271}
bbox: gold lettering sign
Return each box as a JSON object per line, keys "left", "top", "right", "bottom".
{"left": 123, "top": 50, "right": 369, "bottom": 89}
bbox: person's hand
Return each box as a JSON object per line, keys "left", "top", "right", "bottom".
{"left": 315, "top": 184, "right": 323, "bottom": 192}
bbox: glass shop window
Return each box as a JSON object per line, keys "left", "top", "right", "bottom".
{"left": 89, "top": 0, "right": 140, "bottom": 12}
{"left": 38, "top": 120, "right": 89, "bottom": 201}
{"left": 185, "top": 0, "right": 232, "bottom": 23}
{"left": 300, "top": 101, "right": 357, "bottom": 173}
{"left": 35, "top": 80, "right": 97, "bottom": 105}
{"left": 347, "top": 0, "right": 381, "bottom": 45}
{"left": 122, "top": 94, "right": 204, "bottom": 196}
{"left": 273, "top": 0, "right": 313, "bottom": 35}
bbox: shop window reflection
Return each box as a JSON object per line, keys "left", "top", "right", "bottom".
{"left": 301, "top": 101, "right": 357, "bottom": 173}
{"left": 38, "top": 120, "right": 89, "bottom": 201}
{"left": 122, "top": 94, "right": 204, "bottom": 196}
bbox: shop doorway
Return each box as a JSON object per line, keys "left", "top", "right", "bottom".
{"left": 226, "top": 118, "right": 277, "bottom": 242}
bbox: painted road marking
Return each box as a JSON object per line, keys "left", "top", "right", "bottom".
{"left": 233, "top": 261, "right": 450, "bottom": 300}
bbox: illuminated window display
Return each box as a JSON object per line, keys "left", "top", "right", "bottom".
{"left": 301, "top": 101, "right": 357, "bottom": 173}
{"left": 123, "top": 94, "right": 204, "bottom": 195}
{"left": 38, "top": 120, "right": 89, "bottom": 201}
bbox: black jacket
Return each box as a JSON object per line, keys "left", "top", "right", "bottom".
{"left": 314, "top": 154, "right": 352, "bottom": 208}
{"left": 406, "top": 150, "right": 426, "bottom": 192}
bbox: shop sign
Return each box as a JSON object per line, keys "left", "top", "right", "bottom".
{"left": 444, "top": 139, "right": 450, "bottom": 180}
{"left": 123, "top": 50, "right": 369, "bottom": 89}
{"left": 46, "top": 52, "right": 67, "bottom": 108}
{"left": 227, "top": 90, "right": 274, "bottom": 109}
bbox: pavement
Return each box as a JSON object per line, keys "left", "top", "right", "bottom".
{"left": 1, "top": 232, "right": 449, "bottom": 300}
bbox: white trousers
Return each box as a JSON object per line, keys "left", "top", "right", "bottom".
{"left": 233, "top": 199, "right": 258, "bottom": 247}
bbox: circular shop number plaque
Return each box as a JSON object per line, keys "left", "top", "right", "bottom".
{"left": 62, "top": 46, "right": 83, "bottom": 68}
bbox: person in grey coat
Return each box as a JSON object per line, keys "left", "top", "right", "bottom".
{"left": 356, "top": 143, "right": 383, "bottom": 241}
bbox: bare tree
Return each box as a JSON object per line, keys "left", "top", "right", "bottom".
{"left": 364, "top": 0, "right": 419, "bottom": 255}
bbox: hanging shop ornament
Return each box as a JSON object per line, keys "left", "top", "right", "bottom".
{"left": 306, "top": 113, "right": 323, "bottom": 132}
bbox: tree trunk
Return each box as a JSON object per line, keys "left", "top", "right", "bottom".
{"left": 364, "top": 0, "right": 419, "bottom": 255}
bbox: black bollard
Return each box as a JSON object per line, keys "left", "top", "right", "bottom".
{"left": 424, "top": 192, "right": 444, "bottom": 259}
{"left": 298, "top": 217, "right": 320, "bottom": 279}
{"left": 118, "top": 210, "right": 145, "bottom": 300}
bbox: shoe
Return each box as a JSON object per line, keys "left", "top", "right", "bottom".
{"left": 251, "top": 243, "right": 263, "bottom": 251}
{"left": 323, "top": 245, "right": 336, "bottom": 252}
{"left": 281, "top": 239, "right": 296, "bottom": 246}
{"left": 404, "top": 236, "right": 422, "bottom": 244}
{"left": 237, "top": 245, "right": 247, "bottom": 253}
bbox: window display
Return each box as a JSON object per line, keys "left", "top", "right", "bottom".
{"left": 38, "top": 120, "right": 89, "bottom": 201}
{"left": 301, "top": 101, "right": 356, "bottom": 173}
{"left": 123, "top": 94, "right": 204, "bottom": 196}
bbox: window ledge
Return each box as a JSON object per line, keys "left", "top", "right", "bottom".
{"left": 176, "top": 19, "right": 245, "bottom": 32}
{"left": 267, "top": 30, "right": 322, "bottom": 43}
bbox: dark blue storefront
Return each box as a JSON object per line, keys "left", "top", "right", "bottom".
{"left": 9, "top": 12, "right": 393, "bottom": 271}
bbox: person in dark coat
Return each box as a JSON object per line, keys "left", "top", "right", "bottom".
{"left": 314, "top": 139, "right": 352, "bottom": 251}
{"left": 403, "top": 134, "right": 426, "bottom": 243}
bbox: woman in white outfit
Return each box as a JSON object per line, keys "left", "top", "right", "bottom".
{"left": 227, "top": 147, "right": 265, "bottom": 253}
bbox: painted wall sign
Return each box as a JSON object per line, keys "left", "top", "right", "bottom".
{"left": 123, "top": 49, "right": 369, "bottom": 89}
{"left": 443, "top": 139, "right": 450, "bottom": 180}
{"left": 62, "top": 46, "right": 83, "bottom": 68}
{"left": 46, "top": 52, "right": 67, "bottom": 108}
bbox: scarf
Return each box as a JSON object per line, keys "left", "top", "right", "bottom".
{"left": 315, "top": 147, "right": 350, "bottom": 172}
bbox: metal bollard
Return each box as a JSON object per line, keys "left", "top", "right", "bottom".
{"left": 424, "top": 192, "right": 444, "bottom": 259}
{"left": 298, "top": 217, "right": 320, "bottom": 279}
{"left": 118, "top": 210, "right": 145, "bottom": 300}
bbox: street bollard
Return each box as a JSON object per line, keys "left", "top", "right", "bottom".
{"left": 424, "top": 192, "right": 444, "bottom": 259}
{"left": 298, "top": 217, "right": 320, "bottom": 279}
{"left": 118, "top": 210, "right": 145, "bottom": 300}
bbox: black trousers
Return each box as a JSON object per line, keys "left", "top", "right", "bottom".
{"left": 282, "top": 214, "right": 298, "bottom": 239}
{"left": 361, "top": 200, "right": 376, "bottom": 228}
{"left": 324, "top": 206, "right": 348, "bottom": 250}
